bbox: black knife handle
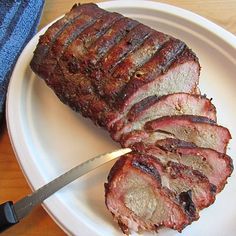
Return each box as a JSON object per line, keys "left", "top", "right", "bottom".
{"left": 0, "top": 201, "right": 19, "bottom": 233}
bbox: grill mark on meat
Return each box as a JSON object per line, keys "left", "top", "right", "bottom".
{"left": 31, "top": 3, "right": 104, "bottom": 72}
{"left": 37, "top": 10, "right": 108, "bottom": 79}
{"left": 52, "top": 14, "right": 126, "bottom": 128}
{"left": 84, "top": 17, "right": 139, "bottom": 66}
{"left": 145, "top": 115, "right": 216, "bottom": 132}
{"left": 94, "top": 32, "right": 171, "bottom": 104}
{"left": 100, "top": 24, "right": 153, "bottom": 73}
{"left": 132, "top": 159, "right": 161, "bottom": 183}
{"left": 30, "top": 4, "right": 234, "bottom": 234}
{"left": 115, "top": 38, "right": 186, "bottom": 111}
{"left": 155, "top": 138, "right": 197, "bottom": 151}
{"left": 127, "top": 93, "right": 217, "bottom": 122}
{"left": 178, "top": 115, "right": 216, "bottom": 124}
{"left": 112, "top": 31, "right": 170, "bottom": 79}
{"left": 128, "top": 95, "right": 159, "bottom": 122}
{"left": 63, "top": 12, "right": 124, "bottom": 65}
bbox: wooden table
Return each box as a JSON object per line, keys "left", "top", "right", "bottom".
{"left": 0, "top": 0, "right": 235, "bottom": 235}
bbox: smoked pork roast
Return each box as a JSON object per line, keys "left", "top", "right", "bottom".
{"left": 30, "top": 3, "right": 233, "bottom": 235}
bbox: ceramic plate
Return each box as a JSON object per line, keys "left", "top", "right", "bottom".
{"left": 6, "top": 1, "right": 236, "bottom": 235}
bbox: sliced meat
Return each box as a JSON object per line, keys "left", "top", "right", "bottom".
{"left": 105, "top": 152, "right": 216, "bottom": 234}
{"left": 112, "top": 93, "right": 216, "bottom": 141}
{"left": 132, "top": 141, "right": 233, "bottom": 193}
{"left": 30, "top": 4, "right": 233, "bottom": 235}
{"left": 31, "top": 4, "right": 200, "bottom": 129}
{"left": 105, "top": 153, "right": 191, "bottom": 234}
{"left": 121, "top": 115, "right": 231, "bottom": 153}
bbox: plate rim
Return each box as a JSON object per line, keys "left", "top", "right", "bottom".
{"left": 6, "top": 1, "right": 236, "bottom": 235}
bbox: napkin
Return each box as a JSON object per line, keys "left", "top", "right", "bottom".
{"left": 0, "top": 0, "right": 45, "bottom": 125}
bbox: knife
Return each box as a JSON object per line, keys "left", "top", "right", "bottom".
{"left": 0, "top": 148, "right": 131, "bottom": 233}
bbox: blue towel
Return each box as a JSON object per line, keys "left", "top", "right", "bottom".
{"left": 0, "top": 0, "right": 44, "bottom": 124}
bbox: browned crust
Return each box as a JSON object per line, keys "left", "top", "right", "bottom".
{"left": 30, "top": 3, "right": 104, "bottom": 73}
{"left": 33, "top": 7, "right": 107, "bottom": 79}
{"left": 144, "top": 115, "right": 216, "bottom": 132}
{"left": 60, "top": 12, "right": 124, "bottom": 73}
{"left": 155, "top": 138, "right": 198, "bottom": 151}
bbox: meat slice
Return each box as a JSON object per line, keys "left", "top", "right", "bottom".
{"left": 112, "top": 93, "right": 216, "bottom": 141}
{"left": 105, "top": 152, "right": 216, "bottom": 234}
{"left": 133, "top": 141, "right": 233, "bottom": 193}
{"left": 121, "top": 115, "right": 231, "bottom": 153}
{"left": 105, "top": 153, "right": 190, "bottom": 234}
{"left": 31, "top": 4, "right": 200, "bottom": 129}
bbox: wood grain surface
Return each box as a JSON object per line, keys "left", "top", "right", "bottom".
{"left": 0, "top": 0, "right": 235, "bottom": 235}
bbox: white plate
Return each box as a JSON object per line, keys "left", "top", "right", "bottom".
{"left": 6, "top": 1, "right": 236, "bottom": 235}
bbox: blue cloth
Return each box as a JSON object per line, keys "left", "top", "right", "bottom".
{"left": 0, "top": 0, "right": 44, "bottom": 123}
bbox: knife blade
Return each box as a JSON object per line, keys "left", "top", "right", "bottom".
{"left": 0, "top": 148, "right": 131, "bottom": 233}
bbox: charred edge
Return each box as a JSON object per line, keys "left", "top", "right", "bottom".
{"left": 178, "top": 190, "right": 197, "bottom": 220}
{"left": 166, "top": 161, "right": 210, "bottom": 182}
{"left": 117, "top": 218, "right": 130, "bottom": 235}
{"left": 155, "top": 139, "right": 197, "bottom": 152}
{"left": 210, "top": 184, "right": 217, "bottom": 194}
{"left": 181, "top": 115, "right": 216, "bottom": 124}
{"left": 87, "top": 18, "right": 139, "bottom": 63}
{"left": 145, "top": 115, "right": 216, "bottom": 131}
{"left": 89, "top": 13, "right": 124, "bottom": 46}
{"left": 104, "top": 182, "right": 109, "bottom": 198}
{"left": 127, "top": 95, "right": 159, "bottom": 122}
{"left": 108, "top": 29, "right": 153, "bottom": 73}
{"left": 106, "top": 155, "right": 129, "bottom": 183}
{"left": 50, "top": 11, "right": 108, "bottom": 76}
{"left": 159, "top": 41, "right": 186, "bottom": 74}
{"left": 132, "top": 159, "right": 161, "bottom": 183}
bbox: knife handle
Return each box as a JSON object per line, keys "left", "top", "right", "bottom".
{"left": 0, "top": 201, "right": 19, "bottom": 233}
